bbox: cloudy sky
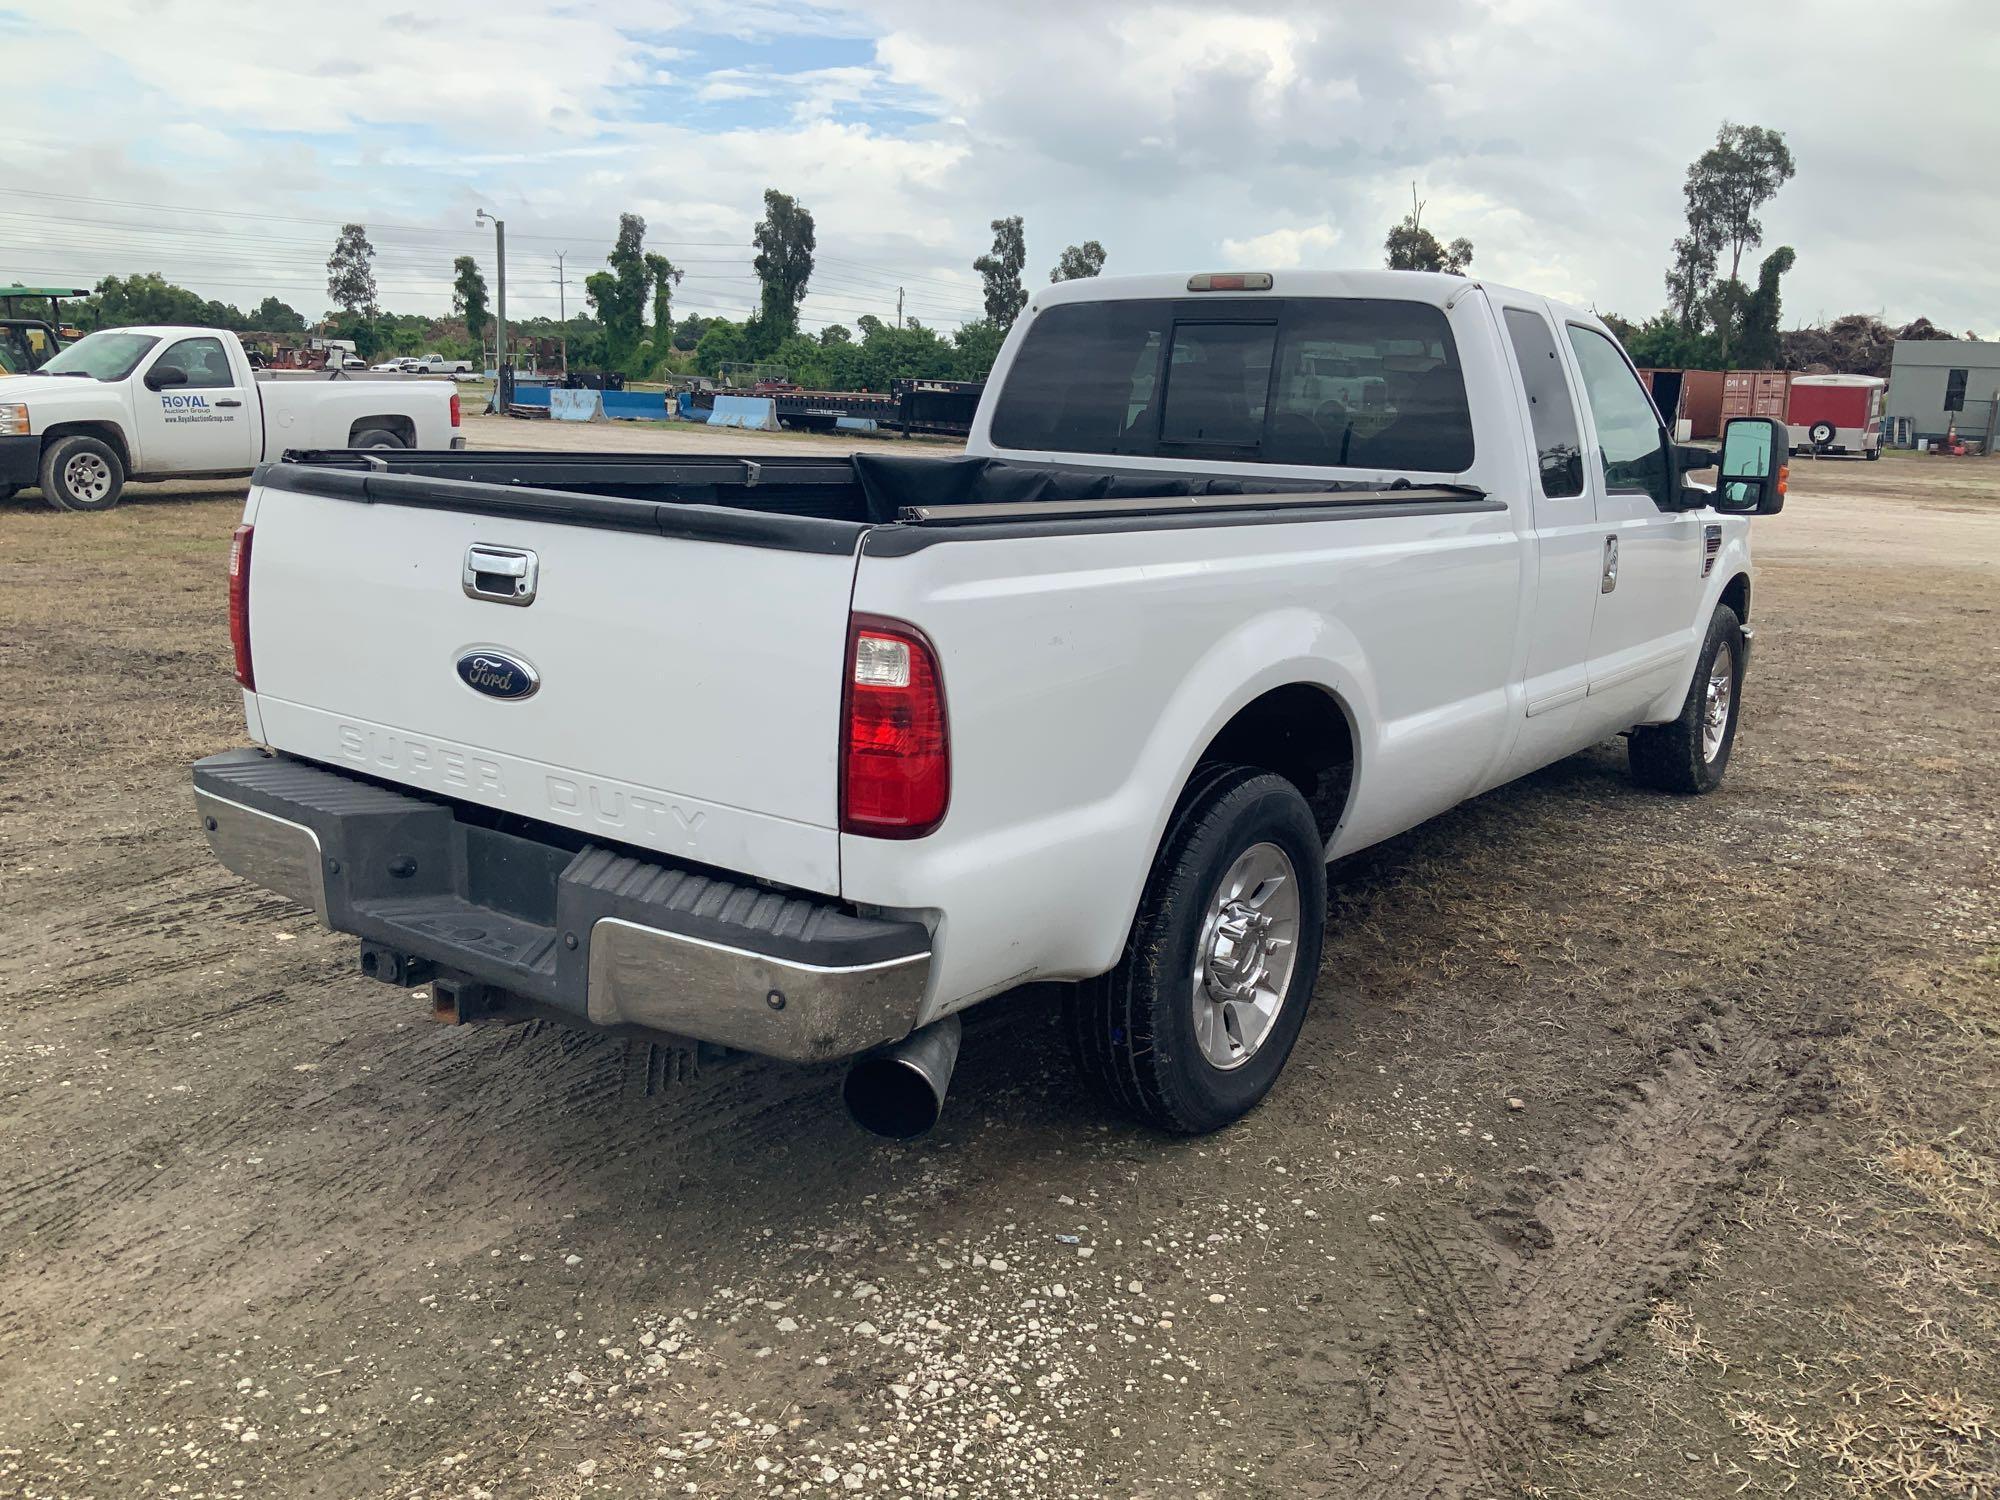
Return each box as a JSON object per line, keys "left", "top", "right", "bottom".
{"left": 6, "top": 0, "right": 1995, "bottom": 335}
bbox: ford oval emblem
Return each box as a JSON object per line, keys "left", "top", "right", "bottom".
{"left": 456, "top": 649, "right": 540, "bottom": 701}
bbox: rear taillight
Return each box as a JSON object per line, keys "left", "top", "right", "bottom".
{"left": 841, "top": 615, "right": 948, "bottom": 838}
{"left": 228, "top": 523, "right": 254, "bottom": 690}
{"left": 449, "top": 391, "right": 462, "bottom": 427}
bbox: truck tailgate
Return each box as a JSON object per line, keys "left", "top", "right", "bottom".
{"left": 243, "top": 483, "right": 858, "bottom": 895}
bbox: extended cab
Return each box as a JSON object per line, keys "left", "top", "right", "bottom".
{"left": 409, "top": 353, "right": 474, "bottom": 376}
{"left": 191, "top": 271, "right": 1788, "bottom": 1138}
{"left": 0, "top": 326, "right": 463, "bottom": 511}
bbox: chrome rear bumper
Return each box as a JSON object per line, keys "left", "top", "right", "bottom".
{"left": 192, "top": 749, "right": 931, "bottom": 1062}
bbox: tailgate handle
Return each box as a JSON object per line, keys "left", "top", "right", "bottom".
{"left": 463, "top": 545, "right": 539, "bottom": 607}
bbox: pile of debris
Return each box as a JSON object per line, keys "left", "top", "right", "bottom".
{"left": 1780, "top": 315, "right": 1974, "bottom": 377}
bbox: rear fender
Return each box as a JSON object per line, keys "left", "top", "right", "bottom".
{"left": 1085, "top": 605, "right": 1370, "bottom": 977}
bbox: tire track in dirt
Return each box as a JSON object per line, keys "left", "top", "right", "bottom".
{"left": 1350, "top": 1002, "right": 1814, "bottom": 1499}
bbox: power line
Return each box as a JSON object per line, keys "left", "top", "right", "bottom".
{"left": 0, "top": 187, "right": 744, "bottom": 247}
{"left": 0, "top": 189, "right": 990, "bottom": 301}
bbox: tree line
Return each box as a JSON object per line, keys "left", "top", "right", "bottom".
{"left": 44, "top": 137, "right": 1975, "bottom": 387}
{"left": 43, "top": 192, "right": 1109, "bottom": 386}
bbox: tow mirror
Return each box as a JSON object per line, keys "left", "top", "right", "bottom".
{"left": 1714, "top": 416, "right": 1788, "bottom": 515}
{"left": 145, "top": 364, "right": 189, "bottom": 391}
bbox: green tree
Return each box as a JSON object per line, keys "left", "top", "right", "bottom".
{"left": 1665, "top": 233, "right": 1714, "bottom": 332}
{"left": 67, "top": 272, "right": 240, "bottom": 331}
{"left": 451, "top": 255, "right": 489, "bottom": 350}
{"left": 1049, "top": 240, "right": 1106, "bottom": 282}
{"left": 949, "top": 319, "right": 1007, "bottom": 379}
{"left": 751, "top": 188, "right": 816, "bottom": 341}
{"left": 1670, "top": 122, "right": 1794, "bottom": 359}
{"left": 584, "top": 213, "right": 654, "bottom": 370}
{"left": 1715, "top": 245, "right": 1795, "bottom": 370}
{"left": 325, "top": 308, "right": 383, "bottom": 360}
{"left": 974, "top": 215, "right": 1027, "bottom": 328}
{"left": 644, "top": 252, "right": 682, "bottom": 351}
{"left": 248, "top": 294, "right": 305, "bottom": 332}
{"left": 671, "top": 312, "right": 713, "bottom": 352}
{"left": 819, "top": 323, "right": 852, "bottom": 346}
{"left": 1610, "top": 311, "right": 1720, "bottom": 371}
{"left": 694, "top": 318, "right": 748, "bottom": 377}
{"left": 1384, "top": 186, "right": 1472, "bottom": 275}
{"left": 1683, "top": 122, "right": 1795, "bottom": 292}
{"left": 326, "top": 223, "right": 378, "bottom": 317}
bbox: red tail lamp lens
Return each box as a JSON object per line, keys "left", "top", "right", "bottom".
{"left": 841, "top": 615, "right": 948, "bottom": 837}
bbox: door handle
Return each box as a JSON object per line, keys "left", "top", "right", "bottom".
{"left": 1601, "top": 534, "right": 1619, "bottom": 593}
{"left": 216, "top": 398, "right": 244, "bottom": 407}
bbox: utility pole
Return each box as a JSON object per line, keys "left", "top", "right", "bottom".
{"left": 555, "top": 251, "right": 568, "bottom": 377}
{"left": 476, "top": 208, "right": 508, "bottom": 378}
{"left": 897, "top": 286, "right": 904, "bottom": 330}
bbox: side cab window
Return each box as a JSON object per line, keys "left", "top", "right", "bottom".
{"left": 154, "top": 336, "right": 237, "bottom": 390}
{"left": 1565, "top": 325, "right": 1670, "bottom": 508}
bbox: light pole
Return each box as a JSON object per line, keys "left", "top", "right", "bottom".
{"left": 475, "top": 208, "right": 507, "bottom": 378}
{"left": 555, "top": 250, "right": 568, "bottom": 377}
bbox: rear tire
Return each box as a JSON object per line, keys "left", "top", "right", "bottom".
{"left": 39, "top": 434, "right": 125, "bottom": 512}
{"left": 1865, "top": 446, "right": 1881, "bottom": 461}
{"left": 1067, "top": 765, "right": 1327, "bottom": 1134}
{"left": 352, "top": 427, "right": 406, "bottom": 449}
{"left": 1629, "top": 605, "right": 1743, "bottom": 794}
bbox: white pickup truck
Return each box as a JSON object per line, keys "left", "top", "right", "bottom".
{"left": 0, "top": 325, "right": 463, "bottom": 511}
{"left": 192, "top": 270, "right": 1789, "bottom": 1138}
{"left": 410, "top": 352, "right": 474, "bottom": 376}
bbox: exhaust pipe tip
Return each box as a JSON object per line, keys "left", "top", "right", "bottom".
{"left": 843, "top": 1013, "right": 961, "bottom": 1140}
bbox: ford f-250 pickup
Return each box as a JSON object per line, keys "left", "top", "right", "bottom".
{"left": 1, "top": 325, "right": 462, "bottom": 511}
{"left": 192, "top": 270, "right": 1789, "bottom": 1138}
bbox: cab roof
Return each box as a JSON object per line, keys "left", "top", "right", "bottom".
{"left": 1028, "top": 269, "right": 1602, "bottom": 328}
{"left": 81, "top": 325, "right": 228, "bottom": 340}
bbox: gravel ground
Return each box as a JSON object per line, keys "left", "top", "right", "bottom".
{"left": 0, "top": 440, "right": 1994, "bottom": 1499}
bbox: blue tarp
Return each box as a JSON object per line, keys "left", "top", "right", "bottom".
{"left": 707, "top": 394, "right": 780, "bottom": 431}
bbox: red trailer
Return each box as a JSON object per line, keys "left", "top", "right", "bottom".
{"left": 1786, "top": 374, "right": 1884, "bottom": 460}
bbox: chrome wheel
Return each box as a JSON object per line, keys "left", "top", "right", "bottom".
{"left": 1192, "top": 841, "right": 1300, "bottom": 1071}
{"left": 64, "top": 451, "right": 113, "bottom": 505}
{"left": 1702, "top": 639, "right": 1734, "bottom": 763}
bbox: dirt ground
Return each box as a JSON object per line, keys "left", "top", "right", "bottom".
{"left": 1, "top": 434, "right": 1994, "bottom": 1500}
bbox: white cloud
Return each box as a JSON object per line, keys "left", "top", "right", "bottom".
{"left": 3, "top": 0, "right": 1996, "bottom": 334}
{"left": 1221, "top": 223, "right": 1342, "bottom": 270}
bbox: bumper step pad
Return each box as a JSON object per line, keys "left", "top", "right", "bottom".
{"left": 192, "top": 749, "right": 931, "bottom": 1059}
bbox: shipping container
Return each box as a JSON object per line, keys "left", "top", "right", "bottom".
{"left": 1721, "top": 368, "right": 1792, "bottom": 422}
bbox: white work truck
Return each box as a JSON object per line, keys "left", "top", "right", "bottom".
{"left": 409, "top": 353, "right": 474, "bottom": 376}
{"left": 0, "top": 325, "right": 462, "bottom": 511}
{"left": 191, "top": 271, "right": 1790, "bottom": 1138}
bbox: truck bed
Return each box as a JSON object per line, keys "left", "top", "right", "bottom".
{"left": 272, "top": 447, "right": 1485, "bottom": 538}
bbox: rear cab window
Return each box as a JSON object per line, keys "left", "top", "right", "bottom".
{"left": 1501, "top": 308, "right": 1585, "bottom": 498}
{"left": 991, "top": 296, "right": 1474, "bottom": 472}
